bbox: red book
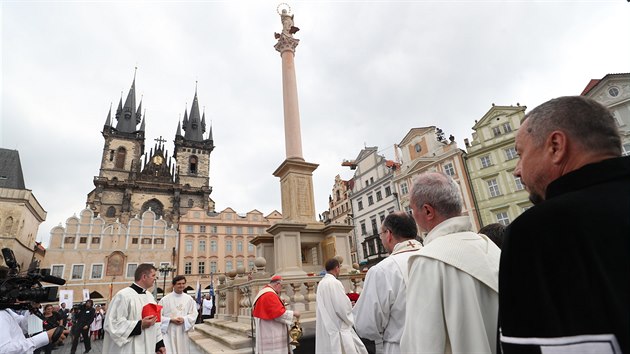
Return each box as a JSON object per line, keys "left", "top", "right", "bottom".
{"left": 141, "top": 303, "right": 162, "bottom": 322}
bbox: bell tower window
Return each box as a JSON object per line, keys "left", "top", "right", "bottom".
{"left": 115, "top": 147, "right": 127, "bottom": 169}
{"left": 106, "top": 206, "right": 116, "bottom": 217}
{"left": 189, "top": 155, "right": 198, "bottom": 174}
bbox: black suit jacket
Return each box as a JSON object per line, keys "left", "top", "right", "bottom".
{"left": 499, "top": 156, "right": 630, "bottom": 353}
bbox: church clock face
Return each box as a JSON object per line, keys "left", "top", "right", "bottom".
{"left": 153, "top": 155, "right": 164, "bottom": 165}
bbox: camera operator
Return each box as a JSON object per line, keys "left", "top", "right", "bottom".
{"left": 0, "top": 305, "right": 68, "bottom": 354}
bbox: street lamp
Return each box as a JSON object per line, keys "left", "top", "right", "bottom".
{"left": 158, "top": 264, "right": 176, "bottom": 298}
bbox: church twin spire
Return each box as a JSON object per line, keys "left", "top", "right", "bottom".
{"left": 104, "top": 73, "right": 213, "bottom": 143}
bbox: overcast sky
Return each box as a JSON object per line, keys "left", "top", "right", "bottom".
{"left": 1, "top": 1, "right": 628, "bottom": 246}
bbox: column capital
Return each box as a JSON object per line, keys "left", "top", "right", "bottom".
{"left": 275, "top": 35, "right": 300, "bottom": 54}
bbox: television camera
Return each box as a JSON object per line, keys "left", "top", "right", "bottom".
{"left": 1, "top": 247, "right": 66, "bottom": 312}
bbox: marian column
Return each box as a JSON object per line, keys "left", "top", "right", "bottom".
{"left": 253, "top": 6, "right": 353, "bottom": 278}
{"left": 272, "top": 7, "right": 318, "bottom": 224}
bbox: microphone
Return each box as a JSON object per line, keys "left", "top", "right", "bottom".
{"left": 38, "top": 274, "right": 67, "bottom": 286}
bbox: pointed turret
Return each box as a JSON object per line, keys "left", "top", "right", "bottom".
{"left": 115, "top": 75, "right": 140, "bottom": 133}
{"left": 183, "top": 89, "right": 204, "bottom": 141}
{"left": 115, "top": 95, "right": 123, "bottom": 121}
{"left": 208, "top": 124, "right": 213, "bottom": 141}
{"left": 176, "top": 121, "right": 182, "bottom": 137}
{"left": 136, "top": 96, "right": 143, "bottom": 125}
{"left": 201, "top": 110, "right": 207, "bottom": 134}
{"left": 104, "top": 103, "right": 112, "bottom": 127}
{"left": 140, "top": 117, "right": 146, "bottom": 132}
{"left": 182, "top": 108, "right": 189, "bottom": 128}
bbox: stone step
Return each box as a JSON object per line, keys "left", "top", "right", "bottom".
{"left": 202, "top": 318, "right": 255, "bottom": 337}
{"left": 195, "top": 322, "right": 253, "bottom": 350}
{"left": 190, "top": 331, "right": 253, "bottom": 354}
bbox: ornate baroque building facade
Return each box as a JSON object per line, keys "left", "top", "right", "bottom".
{"left": 344, "top": 147, "right": 399, "bottom": 268}
{"left": 393, "top": 127, "right": 480, "bottom": 231}
{"left": 321, "top": 175, "right": 357, "bottom": 264}
{"left": 581, "top": 73, "right": 630, "bottom": 156}
{"left": 465, "top": 104, "right": 531, "bottom": 227}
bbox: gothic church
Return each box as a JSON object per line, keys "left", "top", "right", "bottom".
{"left": 86, "top": 75, "right": 215, "bottom": 226}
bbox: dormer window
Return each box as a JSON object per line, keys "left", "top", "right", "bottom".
{"left": 115, "top": 147, "right": 126, "bottom": 169}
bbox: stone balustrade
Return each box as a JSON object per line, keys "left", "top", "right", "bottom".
{"left": 213, "top": 258, "right": 365, "bottom": 324}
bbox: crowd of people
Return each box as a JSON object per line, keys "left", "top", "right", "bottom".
{"left": 2, "top": 95, "right": 628, "bottom": 354}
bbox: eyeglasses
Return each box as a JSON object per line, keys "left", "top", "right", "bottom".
{"left": 379, "top": 229, "right": 389, "bottom": 237}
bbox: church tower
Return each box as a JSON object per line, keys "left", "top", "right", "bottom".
{"left": 98, "top": 74, "right": 145, "bottom": 182}
{"left": 174, "top": 87, "right": 215, "bottom": 211}
{"left": 87, "top": 75, "right": 215, "bottom": 226}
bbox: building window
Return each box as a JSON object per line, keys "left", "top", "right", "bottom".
{"left": 384, "top": 186, "right": 392, "bottom": 197}
{"left": 376, "top": 190, "right": 382, "bottom": 201}
{"left": 126, "top": 264, "right": 137, "bottom": 278}
{"left": 248, "top": 260, "right": 255, "bottom": 270}
{"left": 186, "top": 225, "right": 193, "bottom": 233}
{"left": 79, "top": 237, "right": 87, "bottom": 244}
{"left": 480, "top": 156, "right": 492, "bottom": 168}
{"left": 236, "top": 227, "right": 242, "bottom": 235}
{"left": 505, "top": 146, "right": 518, "bottom": 160}
{"left": 236, "top": 260, "right": 244, "bottom": 269}
{"left": 185, "top": 240, "right": 193, "bottom": 252}
{"left": 622, "top": 143, "right": 630, "bottom": 156}
{"left": 370, "top": 217, "right": 378, "bottom": 235}
{"left": 226, "top": 227, "right": 232, "bottom": 235}
{"left": 106, "top": 206, "right": 116, "bottom": 217}
{"left": 189, "top": 155, "right": 198, "bottom": 174}
{"left": 360, "top": 221, "right": 367, "bottom": 235}
{"left": 226, "top": 261, "right": 233, "bottom": 272}
{"left": 200, "top": 225, "right": 206, "bottom": 233}
{"left": 237, "top": 241, "right": 243, "bottom": 252}
{"left": 492, "top": 126, "right": 502, "bottom": 137}
{"left": 357, "top": 200, "right": 363, "bottom": 211}
{"left": 154, "top": 238, "right": 164, "bottom": 244}
{"left": 64, "top": 237, "right": 75, "bottom": 244}
{"left": 226, "top": 240, "right": 233, "bottom": 252}
{"left": 514, "top": 176, "right": 524, "bottom": 191}
{"left": 248, "top": 243, "right": 255, "bottom": 252}
{"left": 404, "top": 205, "right": 412, "bottom": 215}
{"left": 51, "top": 265, "right": 64, "bottom": 278}
{"left": 487, "top": 178, "right": 501, "bottom": 197}
{"left": 378, "top": 212, "right": 385, "bottom": 223}
{"left": 184, "top": 262, "right": 192, "bottom": 275}
{"left": 248, "top": 227, "right": 254, "bottom": 235}
{"left": 91, "top": 264, "right": 103, "bottom": 279}
{"left": 199, "top": 239, "right": 206, "bottom": 252}
{"left": 142, "top": 238, "right": 151, "bottom": 244}
{"left": 72, "top": 265, "right": 84, "bottom": 280}
{"left": 496, "top": 212, "right": 510, "bottom": 226}
{"left": 210, "top": 262, "right": 217, "bottom": 273}
{"left": 92, "top": 237, "right": 100, "bottom": 244}
{"left": 210, "top": 240, "right": 217, "bottom": 252}
{"left": 198, "top": 261, "right": 205, "bottom": 274}
{"left": 367, "top": 195, "right": 374, "bottom": 206}
{"left": 115, "top": 147, "right": 126, "bottom": 169}
{"left": 131, "top": 238, "right": 138, "bottom": 244}
{"left": 211, "top": 226, "right": 218, "bottom": 234}
{"left": 443, "top": 162, "right": 455, "bottom": 176}
{"left": 400, "top": 182, "right": 409, "bottom": 195}
{"left": 503, "top": 122, "right": 512, "bottom": 133}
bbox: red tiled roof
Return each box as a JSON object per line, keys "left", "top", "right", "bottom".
{"left": 581, "top": 79, "right": 600, "bottom": 96}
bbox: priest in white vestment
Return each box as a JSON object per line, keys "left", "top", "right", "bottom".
{"left": 353, "top": 212, "right": 422, "bottom": 354}
{"left": 252, "top": 275, "right": 300, "bottom": 354}
{"left": 103, "top": 264, "right": 165, "bottom": 354}
{"left": 159, "top": 275, "right": 198, "bottom": 354}
{"left": 400, "top": 172, "right": 501, "bottom": 354}
{"left": 316, "top": 258, "right": 368, "bottom": 354}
